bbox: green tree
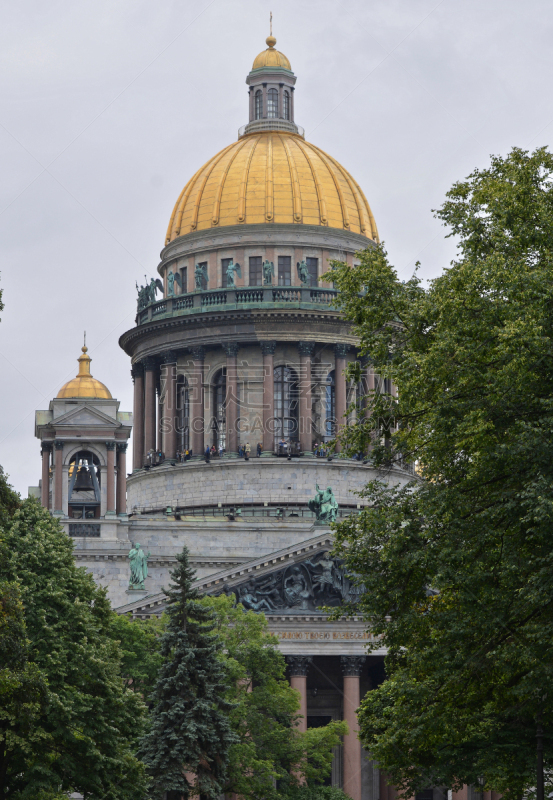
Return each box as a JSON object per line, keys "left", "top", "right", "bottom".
{"left": 0, "top": 484, "right": 148, "bottom": 800}
{"left": 109, "top": 612, "right": 165, "bottom": 704}
{"left": 138, "top": 547, "right": 237, "bottom": 800}
{"left": 327, "top": 147, "right": 553, "bottom": 799}
{"left": 204, "top": 593, "right": 347, "bottom": 800}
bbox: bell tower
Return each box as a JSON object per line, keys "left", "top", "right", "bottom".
{"left": 33, "top": 343, "right": 132, "bottom": 541}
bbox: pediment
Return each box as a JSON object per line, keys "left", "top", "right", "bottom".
{"left": 54, "top": 405, "right": 120, "bottom": 428}
{"left": 114, "top": 531, "right": 362, "bottom": 619}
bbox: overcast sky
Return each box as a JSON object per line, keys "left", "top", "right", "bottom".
{"left": 1, "top": 0, "right": 552, "bottom": 494}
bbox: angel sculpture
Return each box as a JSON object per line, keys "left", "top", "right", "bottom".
{"left": 136, "top": 281, "right": 148, "bottom": 311}
{"left": 148, "top": 277, "right": 164, "bottom": 304}
{"left": 167, "top": 270, "right": 175, "bottom": 296}
{"left": 297, "top": 259, "right": 309, "bottom": 285}
{"left": 225, "top": 260, "right": 241, "bottom": 288}
{"left": 195, "top": 263, "right": 208, "bottom": 290}
{"left": 262, "top": 260, "right": 275, "bottom": 286}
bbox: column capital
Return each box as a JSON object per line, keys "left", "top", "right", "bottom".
{"left": 191, "top": 346, "right": 206, "bottom": 362}
{"left": 162, "top": 350, "right": 179, "bottom": 364}
{"left": 131, "top": 362, "right": 144, "bottom": 379}
{"left": 340, "top": 655, "right": 366, "bottom": 677}
{"left": 223, "top": 343, "right": 240, "bottom": 358}
{"left": 105, "top": 441, "right": 116, "bottom": 450}
{"left": 298, "top": 341, "right": 315, "bottom": 357}
{"left": 117, "top": 442, "right": 128, "bottom": 453}
{"left": 41, "top": 442, "right": 52, "bottom": 453}
{"left": 143, "top": 356, "right": 158, "bottom": 371}
{"left": 334, "top": 344, "right": 350, "bottom": 359}
{"left": 54, "top": 440, "right": 64, "bottom": 450}
{"left": 260, "top": 340, "right": 277, "bottom": 356}
{"left": 286, "top": 655, "right": 311, "bottom": 677}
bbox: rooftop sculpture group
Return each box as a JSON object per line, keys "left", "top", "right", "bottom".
{"left": 220, "top": 550, "right": 363, "bottom": 614}
{"left": 136, "top": 277, "right": 163, "bottom": 311}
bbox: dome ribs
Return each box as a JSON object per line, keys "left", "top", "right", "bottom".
{"left": 295, "top": 140, "right": 328, "bottom": 226}
{"left": 238, "top": 135, "right": 261, "bottom": 223}
{"left": 315, "top": 145, "right": 351, "bottom": 231}
{"left": 190, "top": 143, "right": 236, "bottom": 232}
{"left": 323, "top": 151, "right": 373, "bottom": 237}
{"left": 279, "top": 134, "right": 302, "bottom": 223}
{"left": 212, "top": 139, "right": 249, "bottom": 226}
{"left": 265, "top": 135, "right": 274, "bottom": 222}
{"left": 165, "top": 132, "right": 376, "bottom": 239}
{"left": 166, "top": 162, "right": 205, "bottom": 243}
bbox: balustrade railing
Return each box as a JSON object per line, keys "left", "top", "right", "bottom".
{"left": 136, "top": 286, "right": 339, "bottom": 324}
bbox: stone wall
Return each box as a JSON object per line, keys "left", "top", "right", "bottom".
{"left": 127, "top": 457, "right": 411, "bottom": 511}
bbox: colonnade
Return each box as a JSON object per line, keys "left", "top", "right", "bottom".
{"left": 287, "top": 655, "right": 365, "bottom": 800}
{"left": 131, "top": 341, "right": 382, "bottom": 470}
{"left": 40, "top": 441, "right": 128, "bottom": 516}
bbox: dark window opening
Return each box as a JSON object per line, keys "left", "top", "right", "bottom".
{"left": 283, "top": 91, "right": 290, "bottom": 120}
{"left": 267, "top": 88, "right": 278, "bottom": 119}
{"left": 212, "top": 369, "right": 226, "bottom": 451}
{"left": 278, "top": 256, "right": 291, "bottom": 286}
{"left": 255, "top": 90, "right": 263, "bottom": 119}
{"left": 177, "top": 377, "right": 190, "bottom": 453}
{"left": 325, "top": 370, "right": 336, "bottom": 441}
{"left": 273, "top": 365, "right": 299, "bottom": 448}
{"left": 249, "top": 256, "right": 263, "bottom": 286}
{"left": 180, "top": 266, "right": 187, "bottom": 293}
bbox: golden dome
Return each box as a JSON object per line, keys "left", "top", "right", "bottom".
{"left": 252, "top": 36, "right": 291, "bottom": 70}
{"left": 166, "top": 131, "right": 379, "bottom": 242}
{"left": 57, "top": 346, "right": 112, "bottom": 400}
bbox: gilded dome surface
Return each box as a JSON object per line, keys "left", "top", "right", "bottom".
{"left": 57, "top": 346, "right": 112, "bottom": 399}
{"left": 252, "top": 36, "right": 291, "bottom": 70}
{"left": 166, "top": 131, "right": 379, "bottom": 243}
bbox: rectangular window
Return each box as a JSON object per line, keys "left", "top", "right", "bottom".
{"left": 222, "top": 258, "right": 233, "bottom": 288}
{"left": 306, "top": 257, "right": 318, "bottom": 287}
{"left": 249, "top": 256, "right": 262, "bottom": 286}
{"left": 180, "top": 266, "right": 187, "bottom": 293}
{"left": 278, "top": 256, "right": 291, "bottom": 286}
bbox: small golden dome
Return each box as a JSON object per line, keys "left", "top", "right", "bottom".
{"left": 166, "top": 131, "right": 379, "bottom": 241}
{"left": 57, "top": 346, "right": 112, "bottom": 400}
{"left": 252, "top": 36, "right": 291, "bottom": 71}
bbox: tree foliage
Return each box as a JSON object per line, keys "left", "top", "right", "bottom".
{"left": 327, "top": 147, "right": 553, "bottom": 799}
{"left": 204, "top": 593, "right": 347, "bottom": 800}
{"left": 138, "top": 547, "right": 237, "bottom": 800}
{"left": 0, "top": 472, "right": 148, "bottom": 800}
{"left": 110, "top": 611, "right": 165, "bottom": 704}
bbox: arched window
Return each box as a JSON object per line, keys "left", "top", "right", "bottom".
{"left": 325, "top": 371, "right": 336, "bottom": 441}
{"left": 212, "top": 369, "right": 226, "bottom": 451}
{"left": 68, "top": 450, "right": 101, "bottom": 519}
{"left": 273, "top": 366, "right": 299, "bottom": 449}
{"left": 283, "top": 91, "right": 290, "bottom": 120}
{"left": 177, "top": 376, "right": 189, "bottom": 453}
{"left": 255, "top": 90, "right": 263, "bottom": 120}
{"left": 267, "top": 88, "right": 278, "bottom": 119}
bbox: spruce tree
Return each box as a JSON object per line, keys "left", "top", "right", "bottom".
{"left": 138, "top": 547, "right": 236, "bottom": 800}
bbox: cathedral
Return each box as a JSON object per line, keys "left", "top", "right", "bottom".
{"left": 32, "top": 34, "right": 418, "bottom": 800}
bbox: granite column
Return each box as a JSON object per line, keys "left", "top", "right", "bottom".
{"left": 143, "top": 358, "right": 157, "bottom": 459}
{"left": 341, "top": 656, "right": 366, "bottom": 800}
{"left": 334, "top": 344, "right": 348, "bottom": 452}
{"left": 54, "top": 440, "right": 63, "bottom": 514}
{"left": 261, "top": 341, "right": 276, "bottom": 455}
{"left": 41, "top": 444, "right": 51, "bottom": 509}
{"left": 224, "top": 344, "right": 239, "bottom": 456}
{"left": 190, "top": 347, "right": 205, "bottom": 458}
{"left": 132, "top": 363, "right": 144, "bottom": 470}
{"left": 298, "top": 341, "right": 314, "bottom": 454}
{"left": 106, "top": 442, "right": 116, "bottom": 514}
{"left": 116, "top": 443, "right": 127, "bottom": 515}
{"left": 162, "top": 352, "right": 178, "bottom": 460}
